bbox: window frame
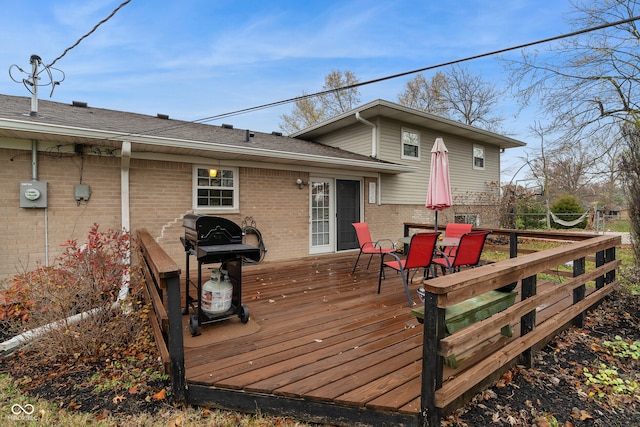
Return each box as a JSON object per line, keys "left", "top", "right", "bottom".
{"left": 401, "top": 128, "right": 421, "bottom": 161}
{"left": 472, "top": 144, "right": 485, "bottom": 170}
{"left": 192, "top": 164, "right": 239, "bottom": 212}
{"left": 455, "top": 213, "right": 480, "bottom": 227}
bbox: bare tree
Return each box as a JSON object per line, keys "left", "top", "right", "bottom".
{"left": 279, "top": 70, "right": 361, "bottom": 135}
{"left": 397, "top": 72, "right": 449, "bottom": 116}
{"left": 397, "top": 65, "right": 504, "bottom": 131}
{"left": 504, "top": 0, "right": 640, "bottom": 144}
{"left": 620, "top": 124, "right": 640, "bottom": 265}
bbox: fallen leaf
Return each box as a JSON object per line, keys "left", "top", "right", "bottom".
{"left": 112, "top": 394, "right": 126, "bottom": 404}
{"left": 94, "top": 409, "right": 109, "bottom": 420}
{"left": 152, "top": 388, "right": 167, "bottom": 401}
{"left": 579, "top": 410, "right": 593, "bottom": 420}
{"left": 128, "top": 385, "right": 139, "bottom": 394}
{"left": 171, "top": 414, "right": 184, "bottom": 426}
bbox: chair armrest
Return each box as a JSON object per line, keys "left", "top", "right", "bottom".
{"left": 374, "top": 239, "right": 397, "bottom": 250}
{"left": 432, "top": 249, "right": 453, "bottom": 268}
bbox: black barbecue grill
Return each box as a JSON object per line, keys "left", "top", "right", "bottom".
{"left": 181, "top": 214, "right": 261, "bottom": 335}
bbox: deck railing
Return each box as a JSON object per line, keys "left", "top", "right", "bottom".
{"left": 405, "top": 225, "right": 621, "bottom": 426}
{"left": 137, "top": 229, "right": 186, "bottom": 402}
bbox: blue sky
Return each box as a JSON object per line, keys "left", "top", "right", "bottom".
{"left": 0, "top": 0, "right": 576, "bottom": 181}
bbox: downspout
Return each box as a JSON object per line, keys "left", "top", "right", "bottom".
{"left": 31, "top": 139, "right": 49, "bottom": 265}
{"left": 118, "top": 141, "right": 131, "bottom": 303}
{"left": 355, "top": 112, "right": 382, "bottom": 206}
{"left": 355, "top": 112, "right": 377, "bottom": 158}
{"left": 0, "top": 142, "right": 134, "bottom": 354}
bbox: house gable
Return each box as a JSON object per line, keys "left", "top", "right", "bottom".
{"left": 293, "top": 100, "right": 517, "bottom": 206}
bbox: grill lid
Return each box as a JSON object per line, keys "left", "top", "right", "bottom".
{"left": 182, "top": 214, "right": 261, "bottom": 262}
{"left": 183, "top": 214, "right": 243, "bottom": 245}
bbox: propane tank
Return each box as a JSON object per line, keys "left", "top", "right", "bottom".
{"left": 201, "top": 268, "right": 233, "bottom": 315}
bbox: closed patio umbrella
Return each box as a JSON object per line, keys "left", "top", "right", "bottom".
{"left": 425, "top": 137, "right": 452, "bottom": 231}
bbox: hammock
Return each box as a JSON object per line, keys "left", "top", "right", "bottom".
{"left": 550, "top": 211, "right": 589, "bottom": 227}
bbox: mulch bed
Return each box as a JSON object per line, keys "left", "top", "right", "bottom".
{"left": 446, "top": 289, "right": 640, "bottom": 427}
{"left": 1, "top": 289, "right": 640, "bottom": 426}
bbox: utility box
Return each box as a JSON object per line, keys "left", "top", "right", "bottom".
{"left": 74, "top": 183, "right": 91, "bottom": 202}
{"left": 20, "top": 180, "right": 48, "bottom": 208}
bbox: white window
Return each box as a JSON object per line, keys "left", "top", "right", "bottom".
{"left": 473, "top": 144, "right": 485, "bottom": 170}
{"left": 401, "top": 128, "right": 421, "bottom": 160}
{"left": 193, "top": 165, "right": 239, "bottom": 211}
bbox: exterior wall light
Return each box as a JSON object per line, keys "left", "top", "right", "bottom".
{"left": 296, "top": 178, "right": 308, "bottom": 189}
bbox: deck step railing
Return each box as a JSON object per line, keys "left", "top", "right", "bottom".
{"left": 137, "top": 229, "right": 185, "bottom": 402}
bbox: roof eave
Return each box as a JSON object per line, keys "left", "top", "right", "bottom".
{"left": 0, "top": 117, "right": 415, "bottom": 174}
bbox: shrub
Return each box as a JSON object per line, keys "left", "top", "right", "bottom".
{"left": 1, "top": 224, "right": 143, "bottom": 359}
{"left": 550, "top": 195, "right": 587, "bottom": 229}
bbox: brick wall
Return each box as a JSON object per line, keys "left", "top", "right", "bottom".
{"left": 0, "top": 148, "right": 313, "bottom": 282}
{"left": 2, "top": 147, "right": 495, "bottom": 284}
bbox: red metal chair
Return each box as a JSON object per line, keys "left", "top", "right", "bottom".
{"left": 443, "top": 223, "right": 472, "bottom": 256}
{"left": 432, "top": 230, "right": 491, "bottom": 275}
{"left": 378, "top": 232, "right": 440, "bottom": 307}
{"left": 351, "top": 222, "right": 396, "bottom": 275}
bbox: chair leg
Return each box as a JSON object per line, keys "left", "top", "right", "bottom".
{"left": 377, "top": 263, "right": 384, "bottom": 294}
{"left": 351, "top": 252, "right": 362, "bottom": 275}
{"left": 400, "top": 270, "right": 413, "bottom": 307}
{"left": 366, "top": 253, "right": 374, "bottom": 269}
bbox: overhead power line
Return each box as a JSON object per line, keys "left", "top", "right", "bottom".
{"left": 48, "top": 0, "right": 132, "bottom": 68}
{"left": 190, "top": 15, "right": 640, "bottom": 125}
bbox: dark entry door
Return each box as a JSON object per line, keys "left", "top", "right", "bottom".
{"left": 336, "top": 180, "right": 360, "bottom": 251}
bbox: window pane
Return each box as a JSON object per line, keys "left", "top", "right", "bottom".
{"left": 404, "top": 145, "right": 418, "bottom": 157}
{"left": 196, "top": 167, "right": 236, "bottom": 208}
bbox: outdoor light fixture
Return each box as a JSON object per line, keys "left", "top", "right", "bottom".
{"left": 296, "top": 178, "right": 308, "bottom": 189}
{"left": 209, "top": 169, "right": 218, "bottom": 178}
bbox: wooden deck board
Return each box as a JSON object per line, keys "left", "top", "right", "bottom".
{"left": 181, "top": 252, "right": 586, "bottom": 418}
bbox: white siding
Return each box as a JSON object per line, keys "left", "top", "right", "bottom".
{"left": 377, "top": 118, "right": 500, "bottom": 205}
{"left": 314, "top": 123, "right": 373, "bottom": 155}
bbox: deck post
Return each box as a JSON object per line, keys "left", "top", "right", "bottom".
{"left": 595, "top": 250, "right": 605, "bottom": 289}
{"left": 166, "top": 274, "right": 186, "bottom": 402}
{"left": 420, "top": 291, "right": 444, "bottom": 426}
{"left": 509, "top": 231, "right": 518, "bottom": 258}
{"left": 572, "top": 257, "right": 586, "bottom": 328}
{"left": 519, "top": 274, "right": 537, "bottom": 368}
{"left": 605, "top": 247, "right": 616, "bottom": 285}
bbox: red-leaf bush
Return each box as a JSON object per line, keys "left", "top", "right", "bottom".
{"left": 1, "top": 224, "right": 144, "bottom": 358}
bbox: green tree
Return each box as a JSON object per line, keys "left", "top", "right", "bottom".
{"left": 550, "top": 195, "right": 587, "bottom": 229}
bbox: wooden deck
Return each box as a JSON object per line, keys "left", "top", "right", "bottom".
{"left": 180, "top": 252, "right": 572, "bottom": 426}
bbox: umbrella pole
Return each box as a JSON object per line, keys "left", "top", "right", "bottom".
{"left": 435, "top": 211, "right": 438, "bottom": 232}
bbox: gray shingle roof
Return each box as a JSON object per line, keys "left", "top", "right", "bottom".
{"left": 0, "top": 94, "right": 412, "bottom": 173}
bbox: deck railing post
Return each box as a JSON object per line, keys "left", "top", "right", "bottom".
{"left": 520, "top": 274, "right": 537, "bottom": 368}
{"left": 572, "top": 257, "right": 586, "bottom": 328}
{"left": 605, "top": 247, "right": 616, "bottom": 285}
{"left": 595, "top": 250, "right": 605, "bottom": 289}
{"left": 166, "top": 274, "right": 186, "bottom": 402}
{"left": 420, "top": 291, "right": 444, "bottom": 426}
{"left": 509, "top": 231, "right": 518, "bottom": 259}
